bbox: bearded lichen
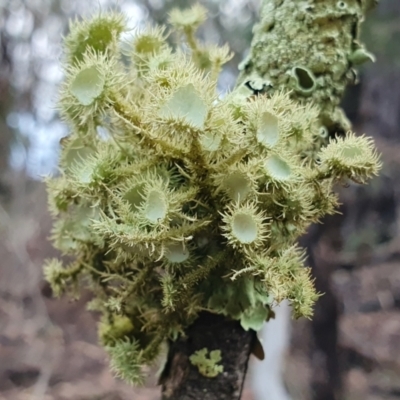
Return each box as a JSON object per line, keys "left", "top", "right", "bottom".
{"left": 44, "top": 4, "right": 381, "bottom": 385}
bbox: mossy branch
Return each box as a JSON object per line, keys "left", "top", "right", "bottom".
{"left": 44, "top": 1, "right": 381, "bottom": 390}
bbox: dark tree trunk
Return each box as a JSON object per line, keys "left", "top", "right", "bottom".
{"left": 0, "top": 28, "right": 13, "bottom": 202}
{"left": 303, "top": 220, "right": 343, "bottom": 400}
{"left": 160, "top": 312, "right": 255, "bottom": 400}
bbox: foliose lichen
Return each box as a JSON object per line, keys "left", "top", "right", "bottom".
{"left": 189, "top": 348, "right": 224, "bottom": 378}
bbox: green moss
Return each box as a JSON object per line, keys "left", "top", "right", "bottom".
{"left": 99, "top": 315, "right": 135, "bottom": 346}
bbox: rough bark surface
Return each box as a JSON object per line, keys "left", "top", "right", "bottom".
{"left": 160, "top": 312, "right": 255, "bottom": 400}
{"left": 237, "top": 0, "right": 371, "bottom": 135}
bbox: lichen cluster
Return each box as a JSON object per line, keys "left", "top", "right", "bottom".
{"left": 44, "top": 5, "right": 381, "bottom": 385}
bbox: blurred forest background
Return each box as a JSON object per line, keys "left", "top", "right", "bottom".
{"left": 1, "top": 1, "right": 400, "bottom": 399}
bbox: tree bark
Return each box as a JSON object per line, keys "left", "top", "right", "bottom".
{"left": 237, "top": 0, "right": 371, "bottom": 135}
{"left": 160, "top": 312, "right": 255, "bottom": 400}
{"left": 0, "top": 28, "right": 13, "bottom": 202}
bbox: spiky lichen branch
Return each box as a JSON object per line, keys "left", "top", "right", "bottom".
{"left": 44, "top": 2, "right": 381, "bottom": 390}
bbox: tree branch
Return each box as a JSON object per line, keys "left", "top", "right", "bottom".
{"left": 160, "top": 312, "right": 255, "bottom": 400}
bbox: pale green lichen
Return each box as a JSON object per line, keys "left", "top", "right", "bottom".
{"left": 237, "top": 0, "right": 375, "bottom": 134}
{"left": 189, "top": 348, "right": 224, "bottom": 378}
{"left": 44, "top": 4, "right": 381, "bottom": 386}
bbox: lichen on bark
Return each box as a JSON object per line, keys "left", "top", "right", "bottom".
{"left": 43, "top": 1, "right": 381, "bottom": 398}
{"left": 238, "top": 0, "right": 376, "bottom": 135}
